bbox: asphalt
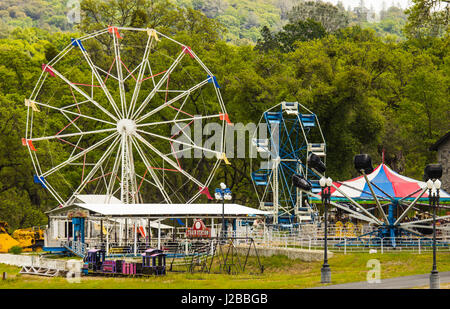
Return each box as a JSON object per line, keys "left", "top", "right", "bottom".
{"left": 311, "top": 271, "right": 450, "bottom": 289}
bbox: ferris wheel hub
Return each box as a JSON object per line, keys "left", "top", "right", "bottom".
{"left": 116, "top": 119, "right": 137, "bottom": 135}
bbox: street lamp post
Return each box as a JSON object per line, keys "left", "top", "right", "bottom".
{"left": 424, "top": 163, "right": 442, "bottom": 289}
{"left": 320, "top": 176, "right": 333, "bottom": 284}
{"left": 427, "top": 178, "right": 441, "bottom": 289}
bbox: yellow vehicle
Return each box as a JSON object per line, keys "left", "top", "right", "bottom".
{"left": 12, "top": 226, "right": 45, "bottom": 252}
{"left": 0, "top": 221, "right": 20, "bottom": 253}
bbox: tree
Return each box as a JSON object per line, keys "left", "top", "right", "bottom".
{"left": 405, "top": 0, "right": 450, "bottom": 38}
{"left": 276, "top": 19, "right": 327, "bottom": 52}
{"left": 256, "top": 19, "right": 326, "bottom": 53}
{"left": 288, "top": 0, "right": 349, "bottom": 33}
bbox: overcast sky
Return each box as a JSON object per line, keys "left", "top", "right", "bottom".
{"left": 324, "top": 0, "right": 413, "bottom": 12}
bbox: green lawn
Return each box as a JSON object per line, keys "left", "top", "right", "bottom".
{"left": 0, "top": 252, "right": 449, "bottom": 289}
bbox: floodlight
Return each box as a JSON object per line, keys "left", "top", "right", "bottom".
{"left": 308, "top": 153, "right": 326, "bottom": 174}
{"left": 292, "top": 174, "right": 312, "bottom": 191}
{"left": 424, "top": 164, "right": 443, "bottom": 181}
{"left": 354, "top": 154, "right": 373, "bottom": 174}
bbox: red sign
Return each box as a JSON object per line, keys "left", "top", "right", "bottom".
{"left": 186, "top": 219, "right": 211, "bottom": 238}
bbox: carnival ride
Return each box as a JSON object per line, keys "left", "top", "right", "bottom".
{"left": 82, "top": 248, "right": 167, "bottom": 277}
{"left": 23, "top": 26, "right": 231, "bottom": 207}
{"left": 295, "top": 154, "right": 450, "bottom": 248}
{"left": 250, "top": 101, "right": 326, "bottom": 225}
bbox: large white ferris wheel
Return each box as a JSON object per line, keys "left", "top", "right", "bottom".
{"left": 23, "top": 27, "right": 231, "bottom": 207}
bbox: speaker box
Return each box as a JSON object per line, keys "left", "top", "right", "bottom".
{"left": 292, "top": 174, "right": 312, "bottom": 191}
{"left": 354, "top": 154, "right": 373, "bottom": 174}
{"left": 307, "top": 153, "right": 326, "bottom": 173}
{"left": 424, "top": 164, "right": 443, "bottom": 180}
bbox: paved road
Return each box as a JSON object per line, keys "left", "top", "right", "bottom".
{"left": 311, "top": 271, "right": 450, "bottom": 289}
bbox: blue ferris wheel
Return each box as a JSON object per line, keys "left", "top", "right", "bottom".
{"left": 251, "top": 102, "right": 326, "bottom": 225}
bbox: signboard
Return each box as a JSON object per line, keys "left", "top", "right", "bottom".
{"left": 68, "top": 209, "right": 89, "bottom": 219}
{"left": 186, "top": 219, "right": 211, "bottom": 238}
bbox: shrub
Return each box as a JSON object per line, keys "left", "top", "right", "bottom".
{"left": 8, "top": 245, "right": 22, "bottom": 255}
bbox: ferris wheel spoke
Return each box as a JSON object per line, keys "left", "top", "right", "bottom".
{"left": 133, "top": 133, "right": 205, "bottom": 188}
{"left": 127, "top": 34, "right": 153, "bottom": 118}
{"left": 31, "top": 100, "right": 117, "bottom": 127}
{"left": 66, "top": 134, "right": 121, "bottom": 205}
{"left": 106, "top": 137, "right": 122, "bottom": 199}
{"left": 46, "top": 66, "right": 119, "bottom": 122}
{"left": 136, "top": 173, "right": 157, "bottom": 189}
{"left": 42, "top": 132, "right": 118, "bottom": 178}
{"left": 30, "top": 128, "right": 117, "bottom": 142}
{"left": 186, "top": 159, "right": 221, "bottom": 204}
{"left": 131, "top": 136, "right": 172, "bottom": 203}
{"left": 131, "top": 50, "right": 186, "bottom": 120}
{"left": 135, "top": 129, "right": 220, "bottom": 156}
{"left": 136, "top": 114, "right": 222, "bottom": 128}
{"left": 76, "top": 43, "right": 123, "bottom": 119}
{"left": 136, "top": 78, "right": 210, "bottom": 123}
{"left": 111, "top": 32, "right": 128, "bottom": 118}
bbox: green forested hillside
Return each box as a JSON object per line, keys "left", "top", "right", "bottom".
{"left": 0, "top": 0, "right": 72, "bottom": 36}
{"left": 0, "top": 0, "right": 448, "bottom": 231}
{"left": 0, "top": 0, "right": 412, "bottom": 43}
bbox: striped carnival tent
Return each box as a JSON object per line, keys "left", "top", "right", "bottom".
{"left": 329, "top": 164, "right": 450, "bottom": 201}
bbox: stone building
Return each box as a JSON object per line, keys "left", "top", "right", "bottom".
{"left": 430, "top": 132, "right": 450, "bottom": 192}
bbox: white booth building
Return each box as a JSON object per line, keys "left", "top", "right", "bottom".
{"left": 45, "top": 195, "right": 269, "bottom": 256}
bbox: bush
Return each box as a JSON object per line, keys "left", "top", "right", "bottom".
{"left": 8, "top": 245, "right": 22, "bottom": 255}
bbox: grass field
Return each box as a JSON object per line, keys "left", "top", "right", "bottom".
{"left": 0, "top": 252, "right": 449, "bottom": 289}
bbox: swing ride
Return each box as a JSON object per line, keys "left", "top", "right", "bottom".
{"left": 295, "top": 153, "right": 450, "bottom": 248}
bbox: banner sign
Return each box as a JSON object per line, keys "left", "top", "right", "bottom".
{"left": 68, "top": 209, "right": 89, "bottom": 219}
{"left": 186, "top": 219, "right": 211, "bottom": 238}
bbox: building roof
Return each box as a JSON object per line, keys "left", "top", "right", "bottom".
{"left": 74, "top": 194, "right": 123, "bottom": 204}
{"left": 48, "top": 203, "right": 270, "bottom": 218}
{"left": 430, "top": 131, "right": 450, "bottom": 151}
